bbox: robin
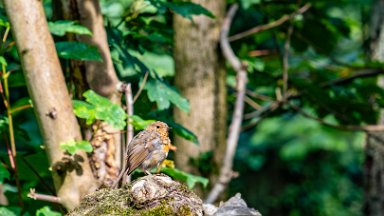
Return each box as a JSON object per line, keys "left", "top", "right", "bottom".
{"left": 113, "top": 121, "right": 171, "bottom": 187}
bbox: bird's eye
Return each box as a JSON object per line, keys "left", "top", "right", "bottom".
{"left": 156, "top": 125, "right": 160, "bottom": 129}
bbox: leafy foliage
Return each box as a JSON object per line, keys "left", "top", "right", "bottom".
{"left": 48, "top": 20, "right": 92, "bottom": 36}
{"left": 0, "top": 163, "right": 10, "bottom": 183}
{"left": 0, "top": 207, "right": 16, "bottom": 216}
{"left": 73, "top": 90, "right": 127, "bottom": 130}
{"left": 55, "top": 42, "right": 102, "bottom": 61}
{"left": 35, "top": 206, "right": 61, "bottom": 216}
{"left": 161, "top": 167, "right": 209, "bottom": 189}
{"left": 60, "top": 140, "right": 93, "bottom": 155}
{"left": 145, "top": 79, "right": 190, "bottom": 112}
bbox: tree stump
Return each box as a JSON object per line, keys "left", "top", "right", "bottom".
{"left": 67, "top": 174, "right": 203, "bottom": 216}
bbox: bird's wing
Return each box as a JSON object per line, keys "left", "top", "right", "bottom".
{"left": 126, "top": 131, "right": 161, "bottom": 175}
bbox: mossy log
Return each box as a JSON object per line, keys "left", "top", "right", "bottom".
{"left": 67, "top": 174, "right": 203, "bottom": 216}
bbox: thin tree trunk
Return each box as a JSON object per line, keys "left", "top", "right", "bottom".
{"left": 3, "top": 0, "right": 97, "bottom": 209}
{"left": 54, "top": 0, "right": 123, "bottom": 185}
{"left": 173, "top": 0, "right": 227, "bottom": 183}
{"left": 364, "top": 0, "right": 384, "bottom": 215}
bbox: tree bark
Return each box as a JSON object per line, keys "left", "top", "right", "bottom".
{"left": 54, "top": 0, "right": 123, "bottom": 185}
{"left": 3, "top": 0, "right": 97, "bottom": 209}
{"left": 173, "top": 0, "right": 227, "bottom": 181}
{"left": 364, "top": 0, "right": 384, "bottom": 215}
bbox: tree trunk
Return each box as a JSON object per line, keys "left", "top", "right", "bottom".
{"left": 54, "top": 0, "right": 123, "bottom": 185}
{"left": 3, "top": 0, "right": 97, "bottom": 209}
{"left": 364, "top": 0, "right": 384, "bottom": 215}
{"left": 173, "top": 0, "right": 227, "bottom": 182}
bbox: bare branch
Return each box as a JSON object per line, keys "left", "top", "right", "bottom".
{"left": 205, "top": 4, "right": 247, "bottom": 204}
{"left": 282, "top": 25, "right": 293, "bottom": 99}
{"left": 28, "top": 189, "right": 61, "bottom": 204}
{"left": 123, "top": 83, "right": 134, "bottom": 184}
{"left": 290, "top": 104, "right": 384, "bottom": 132}
{"left": 229, "top": 3, "right": 311, "bottom": 42}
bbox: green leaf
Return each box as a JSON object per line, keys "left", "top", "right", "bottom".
{"left": 164, "top": 1, "right": 214, "bottom": 20}
{"left": 240, "top": 0, "right": 261, "bottom": 9}
{"left": 55, "top": 42, "right": 102, "bottom": 61}
{"left": 73, "top": 100, "right": 96, "bottom": 125}
{"left": 145, "top": 79, "right": 190, "bottom": 112}
{"left": 48, "top": 20, "right": 92, "bottom": 36}
{"left": 0, "top": 56, "right": 7, "bottom": 66}
{"left": 129, "top": 115, "right": 155, "bottom": 130}
{"left": 76, "top": 140, "right": 93, "bottom": 153}
{"left": 161, "top": 167, "right": 208, "bottom": 189}
{"left": 60, "top": 140, "right": 93, "bottom": 155}
{"left": 0, "top": 14, "right": 10, "bottom": 28}
{"left": 36, "top": 206, "right": 61, "bottom": 216}
{"left": 0, "top": 207, "right": 16, "bottom": 216}
{"left": 83, "top": 90, "right": 127, "bottom": 130}
{"left": 0, "top": 163, "right": 10, "bottom": 183}
{"left": 167, "top": 121, "right": 198, "bottom": 145}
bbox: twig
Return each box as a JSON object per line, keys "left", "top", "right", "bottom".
{"left": 22, "top": 157, "right": 56, "bottom": 195}
{"left": 3, "top": 135, "right": 23, "bottom": 208}
{"left": 282, "top": 24, "right": 293, "bottom": 99}
{"left": 28, "top": 189, "right": 62, "bottom": 204}
{"left": 205, "top": 4, "right": 247, "bottom": 204}
{"left": 290, "top": 104, "right": 384, "bottom": 132}
{"left": 113, "top": 83, "right": 134, "bottom": 188}
{"left": 244, "top": 96, "right": 262, "bottom": 110}
{"left": 133, "top": 71, "right": 148, "bottom": 103}
{"left": 228, "top": 3, "right": 311, "bottom": 42}
{"left": 320, "top": 69, "right": 384, "bottom": 87}
{"left": 123, "top": 83, "right": 134, "bottom": 184}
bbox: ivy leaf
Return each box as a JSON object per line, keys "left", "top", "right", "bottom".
{"left": 56, "top": 42, "right": 102, "bottom": 61}
{"left": 161, "top": 167, "right": 208, "bottom": 189}
{"left": 76, "top": 140, "right": 93, "bottom": 153}
{"left": 129, "top": 115, "right": 155, "bottom": 130}
{"left": 145, "top": 79, "right": 190, "bottom": 112}
{"left": 0, "top": 163, "right": 10, "bottom": 183}
{"left": 73, "top": 100, "right": 96, "bottom": 125}
{"left": 83, "top": 90, "right": 127, "bottom": 130}
{"left": 164, "top": 1, "right": 214, "bottom": 20}
{"left": 60, "top": 140, "right": 93, "bottom": 155}
{"left": 48, "top": 20, "right": 92, "bottom": 36}
{"left": 35, "top": 206, "right": 61, "bottom": 216}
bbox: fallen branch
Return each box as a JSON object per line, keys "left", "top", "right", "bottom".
{"left": 205, "top": 4, "right": 247, "bottom": 204}
{"left": 229, "top": 3, "right": 311, "bottom": 42}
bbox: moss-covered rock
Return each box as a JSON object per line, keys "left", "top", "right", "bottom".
{"left": 67, "top": 174, "right": 203, "bottom": 216}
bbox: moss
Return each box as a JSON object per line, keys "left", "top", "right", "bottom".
{"left": 178, "top": 205, "right": 193, "bottom": 216}
{"left": 138, "top": 203, "right": 174, "bottom": 216}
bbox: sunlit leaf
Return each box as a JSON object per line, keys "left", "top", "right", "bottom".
{"left": 48, "top": 20, "right": 92, "bottom": 36}
{"left": 129, "top": 115, "right": 155, "bottom": 130}
{"left": 145, "top": 79, "right": 190, "bottom": 112}
{"left": 83, "top": 90, "right": 127, "bottom": 130}
{"left": 35, "top": 206, "right": 61, "bottom": 216}
{"left": 60, "top": 140, "right": 93, "bottom": 155}
{"left": 161, "top": 167, "right": 209, "bottom": 189}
